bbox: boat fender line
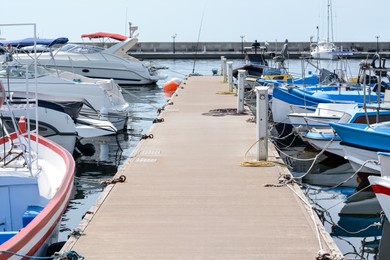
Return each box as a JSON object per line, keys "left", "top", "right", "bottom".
{"left": 18, "top": 116, "right": 27, "bottom": 133}
{"left": 101, "top": 175, "right": 126, "bottom": 187}
{"left": 141, "top": 134, "right": 154, "bottom": 140}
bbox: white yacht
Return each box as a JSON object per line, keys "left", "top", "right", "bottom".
{"left": 8, "top": 33, "right": 163, "bottom": 85}
{"left": 0, "top": 63, "right": 130, "bottom": 130}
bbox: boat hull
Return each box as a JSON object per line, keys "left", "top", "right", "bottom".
{"left": 369, "top": 175, "right": 390, "bottom": 220}
{"left": 302, "top": 131, "right": 344, "bottom": 157}
{"left": 0, "top": 133, "right": 75, "bottom": 258}
{"left": 330, "top": 122, "right": 390, "bottom": 175}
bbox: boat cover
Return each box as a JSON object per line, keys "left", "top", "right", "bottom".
{"left": 81, "top": 32, "right": 128, "bottom": 41}
{"left": 0, "top": 37, "right": 69, "bottom": 47}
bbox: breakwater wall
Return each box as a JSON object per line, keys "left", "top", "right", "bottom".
{"left": 127, "top": 41, "right": 390, "bottom": 60}
{"left": 132, "top": 41, "right": 388, "bottom": 53}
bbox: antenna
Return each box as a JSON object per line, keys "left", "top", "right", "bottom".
{"left": 192, "top": 5, "right": 206, "bottom": 74}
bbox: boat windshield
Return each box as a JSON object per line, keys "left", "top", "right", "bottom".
{"left": 58, "top": 44, "right": 104, "bottom": 54}
{"left": 0, "top": 65, "right": 54, "bottom": 79}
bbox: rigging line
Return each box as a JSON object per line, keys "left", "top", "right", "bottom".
{"left": 192, "top": 4, "right": 206, "bottom": 74}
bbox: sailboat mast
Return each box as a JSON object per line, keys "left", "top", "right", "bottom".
{"left": 327, "top": 0, "right": 334, "bottom": 43}
{"left": 327, "top": 0, "right": 330, "bottom": 42}
{"left": 330, "top": 0, "right": 334, "bottom": 42}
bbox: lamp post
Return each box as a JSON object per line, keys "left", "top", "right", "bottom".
{"left": 240, "top": 35, "right": 244, "bottom": 54}
{"left": 172, "top": 33, "right": 177, "bottom": 54}
{"left": 275, "top": 39, "right": 277, "bottom": 52}
{"left": 376, "top": 35, "right": 380, "bottom": 53}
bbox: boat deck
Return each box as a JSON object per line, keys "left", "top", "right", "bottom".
{"left": 61, "top": 76, "right": 342, "bottom": 259}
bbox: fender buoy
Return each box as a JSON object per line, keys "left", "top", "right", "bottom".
{"left": 163, "top": 78, "right": 181, "bottom": 92}
{"left": 18, "top": 116, "right": 27, "bottom": 133}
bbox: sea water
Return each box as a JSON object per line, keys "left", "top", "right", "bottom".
{"left": 60, "top": 58, "right": 387, "bottom": 259}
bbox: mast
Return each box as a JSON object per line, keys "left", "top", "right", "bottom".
{"left": 327, "top": 0, "right": 334, "bottom": 43}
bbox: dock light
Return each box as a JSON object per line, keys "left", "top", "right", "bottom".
{"left": 172, "top": 33, "right": 177, "bottom": 54}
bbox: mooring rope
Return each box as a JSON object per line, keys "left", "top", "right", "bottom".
{"left": 0, "top": 250, "right": 84, "bottom": 259}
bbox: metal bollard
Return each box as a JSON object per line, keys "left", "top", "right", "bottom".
{"left": 222, "top": 57, "right": 227, "bottom": 83}
{"left": 237, "top": 69, "right": 245, "bottom": 113}
{"left": 255, "top": 86, "right": 269, "bottom": 161}
{"left": 227, "top": 61, "right": 233, "bottom": 92}
{"left": 220, "top": 56, "right": 225, "bottom": 76}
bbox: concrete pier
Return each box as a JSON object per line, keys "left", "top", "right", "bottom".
{"left": 61, "top": 76, "right": 342, "bottom": 259}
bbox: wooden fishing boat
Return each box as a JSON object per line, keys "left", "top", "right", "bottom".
{"left": 0, "top": 82, "right": 76, "bottom": 258}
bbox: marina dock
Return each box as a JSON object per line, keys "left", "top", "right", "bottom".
{"left": 61, "top": 76, "right": 342, "bottom": 259}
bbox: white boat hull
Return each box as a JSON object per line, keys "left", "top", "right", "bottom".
{"left": 0, "top": 132, "right": 75, "bottom": 258}
{"left": 49, "top": 63, "right": 157, "bottom": 85}
{"left": 342, "top": 144, "right": 380, "bottom": 174}
{"left": 0, "top": 105, "right": 77, "bottom": 153}
{"left": 369, "top": 175, "right": 390, "bottom": 219}
{"left": 1, "top": 68, "right": 130, "bottom": 130}
{"left": 305, "top": 137, "right": 344, "bottom": 158}
{"left": 310, "top": 51, "right": 338, "bottom": 60}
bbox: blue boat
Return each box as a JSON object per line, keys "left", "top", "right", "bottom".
{"left": 256, "top": 71, "right": 320, "bottom": 87}
{"left": 302, "top": 110, "right": 390, "bottom": 157}
{"left": 271, "top": 85, "right": 382, "bottom": 136}
{"left": 329, "top": 121, "right": 390, "bottom": 175}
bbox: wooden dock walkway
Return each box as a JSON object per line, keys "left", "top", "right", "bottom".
{"left": 61, "top": 76, "right": 342, "bottom": 259}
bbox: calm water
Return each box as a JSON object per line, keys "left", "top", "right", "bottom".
{"left": 60, "top": 58, "right": 387, "bottom": 259}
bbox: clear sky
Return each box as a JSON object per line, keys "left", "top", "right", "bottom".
{"left": 1, "top": 0, "right": 388, "bottom": 44}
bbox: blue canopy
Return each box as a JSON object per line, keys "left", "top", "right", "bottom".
{"left": 0, "top": 37, "right": 69, "bottom": 47}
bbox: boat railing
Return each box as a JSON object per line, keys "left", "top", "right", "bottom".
{"left": 289, "top": 103, "right": 357, "bottom": 115}
{"left": 360, "top": 55, "right": 390, "bottom": 126}
{"left": 303, "top": 116, "right": 338, "bottom": 126}
{"left": 289, "top": 104, "right": 353, "bottom": 123}
{"left": 0, "top": 60, "right": 41, "bottom": 176}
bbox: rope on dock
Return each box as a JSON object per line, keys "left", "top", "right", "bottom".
{"left": 100, "top": 175, "right": 127, "bottom": 187}
{"left": 264, "top": 174, "right": 294, "bottom": 188}
{"left": 240, "top": 161, "right": 274, "bottom": 167}
{"left": 240, "top": 138, "right": 292, "bottom": 169}
{"left": 216, "top": 91, "right": 236, "bottom": 95}
{"left": 75, "top": 175, "right": 127, "bottom": 187}
{"left": 141, "top": 134, "right": 154, "bottom": 140}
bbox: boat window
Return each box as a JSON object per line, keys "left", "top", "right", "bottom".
{"left": 0, "top": 65, "right": 56, "bottom": 79}
{"left": 0, "top": 67, "right": 34, "bottom": 79}
{"left": 0, "top": 118, "right": 57, "bottom": 137}
{"left": 338, "top": 113, "right": 352, "bottom": 123}
{"left": 353, "top": 114, "right": 390, "bottom": 124}
{"left": 61, "top": 44, "right": 104, "bottom": 54}
{"left": 263, "top": 68, "right": 282, "bottom": 76}
{"left": 58, "top": 44, "right": 77, "bottom": 52}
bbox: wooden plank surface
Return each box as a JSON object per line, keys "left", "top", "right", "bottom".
{"left": 61, "top": 76, "right": 342, "bottom": 259}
